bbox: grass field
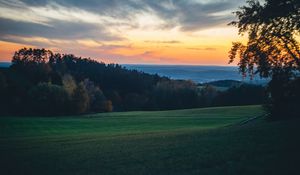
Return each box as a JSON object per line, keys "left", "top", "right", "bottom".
{"left": 0, "top": 105, "right": 299, "bottom": 175}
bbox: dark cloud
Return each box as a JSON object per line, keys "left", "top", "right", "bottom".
{"left": 15, "top": 0, "right": 244, "bottom": 30}
{"left": 97, "top": 44, "right": 133, "bottom": 50}
{"left": 0, "top": 0, "right": 244, "bottom": 45}
{"left": 143, "top": 0, "right": 243, "bottom": 31}
{"left": 19, "top": 0, "right": 143, "bottom": 20}
{"left": 0, "top": 17, "right": 122, "bottom": 41}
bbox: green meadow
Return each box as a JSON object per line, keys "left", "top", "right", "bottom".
{"left": 0, "top": 105, "right": 299, "bottom": 175}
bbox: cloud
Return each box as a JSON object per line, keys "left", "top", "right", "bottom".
{"left": 1, "top": 0, "right": 244, "bottom": 32}
{"left": 144, "top": 40, "right": 182, "bottom": 44}
{"left": 187, "top": 47, "right": 217, "bottom": 51}
{"left": 0, "top": 17, "right": 123, "bottom": 42}
{"left": 97, "top": 44, "right": 133, "bottom": 51}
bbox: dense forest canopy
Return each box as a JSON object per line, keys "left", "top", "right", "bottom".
{"left": 0, "top": 48, "right": 265, "bottom": 116}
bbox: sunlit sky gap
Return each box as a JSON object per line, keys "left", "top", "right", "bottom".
{"left": 0, "top": 0, "right": 248, "bottom": 65}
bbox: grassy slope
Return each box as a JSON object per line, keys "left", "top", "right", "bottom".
{"left": 0, "top": 105, "right": 299, "bottom": 175}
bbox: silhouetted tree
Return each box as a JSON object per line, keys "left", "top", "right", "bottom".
{"left": 12, "top": 48, "right": 53, "bottom": 65}
{"left": 62, "top": 74, "right": 77, "bottom": 96}
{"left": 213, "top": 84, "right": 265, "bottom": 106}
{"left": 153, "top": 80, "right": 199, "bottom": 110}
{"left": 11, "top": 48, "right": 53, "bottom": 84}
{"left": 82, "top": 79, "right": 107, "bottom": 112}
{"left": 28, "top": 83, "right": 70, "bottom": 115}
{"left": 229, "top": 0, "right": 300, "bottom": 119}
{"left": 102, "top": 100, "right": 113, "bottom": 112}
{"left": 72, "top": 82, "right": 89, "bottom": 114}
{"left": 123, "top": 93, "right": 148, "bottom": 110}
{"left": 0, "top": 71, "right": 7, "bottom": 90}
{"left": 106, "top": 90, "right": 123, "bottom": 111}
{"left": 199, "top": 85, "right": 219, "bottom": 107}
{"left": 0, "top": 71, "right": 8, "bottom": 114}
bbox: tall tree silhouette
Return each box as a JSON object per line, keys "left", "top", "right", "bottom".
{"left": 229, "top": 0, "right": 300, "bottom": 119}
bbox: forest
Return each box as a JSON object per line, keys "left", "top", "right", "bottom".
{"left": 0, "top": 48, "right": 265, "bottom": 116}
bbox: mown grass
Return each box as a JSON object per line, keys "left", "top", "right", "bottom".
{"left": 0, "top": 105, "right": 299, "bottom": 175}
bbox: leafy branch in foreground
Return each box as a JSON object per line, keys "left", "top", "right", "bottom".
{"left": 229, "top": 0, "right": 300, "bottom": 119}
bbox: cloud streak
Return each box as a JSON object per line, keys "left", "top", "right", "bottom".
{"left": 187, "top": 47, "right": 217, "bottom": 51}
{"left": 0, "top": 0, "right": 244, "bottom": 34}
{"left": 144, "top": 40, "right": 182, "bottom": 44}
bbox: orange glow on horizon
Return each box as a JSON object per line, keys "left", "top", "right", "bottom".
{"left": 0, "top": 0, "right": 249, "bottom": 65}
{"left": 0, "top": 41, "right": 34, "bottom": 62}
{"left": 0, "top": 27, "right": 245, "bottom": 65}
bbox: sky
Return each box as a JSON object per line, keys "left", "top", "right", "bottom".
{"left": 0, "top": 0, "right": 247, "bottom": 65}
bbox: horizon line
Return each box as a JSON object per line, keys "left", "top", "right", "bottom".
{"left": 0, "top": 61, "right": 237, "bottom": 67}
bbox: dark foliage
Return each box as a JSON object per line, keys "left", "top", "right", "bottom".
{"left": 0, "top": 48, "right": 267, "bottom": 116}
{"left": 213, "top": 84, "right": 266, "bottom": 107}
{"left": 0, "top": 48, "right": 198, "bottom": 115}
{"left": 28, "top": 83, "right": 70, "bottom": 115}
{"left": 72, "top": 82, "right": 90, "bottom": 114}
{"left": 229, "top": 0, "right": 300, "bottom": 119}
{"left": 152, "top": 80, "right": 200, "bottom": 110}
{"left": 200, "top": 80, "right": 242, "bottom": 88}
{"left": 265, "top": 73, "right": 300, "bottom": 119}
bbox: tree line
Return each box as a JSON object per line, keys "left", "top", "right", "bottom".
{"left": 0, "top": 48, "right": 265, "bottom": 116}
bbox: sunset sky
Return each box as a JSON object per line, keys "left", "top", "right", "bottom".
{"left": 0, "top": 0, "right": 247, "bottom": 65}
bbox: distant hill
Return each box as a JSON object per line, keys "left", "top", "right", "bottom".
{"left": 201, "top": 80, "right": 242, "bottom": 88}
{"left": 124, "top": 64, "right": 269, "bottom": 84}
{"left": 0, "top": 62, "right": 11, "bottom": 68}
